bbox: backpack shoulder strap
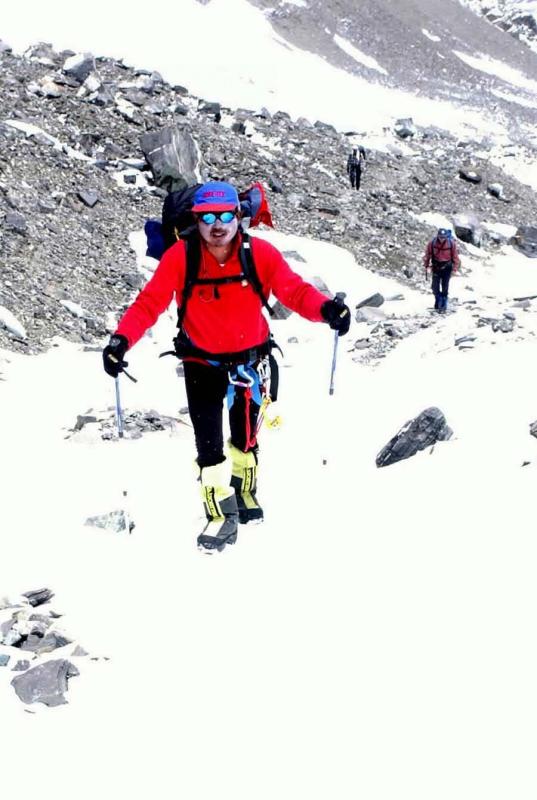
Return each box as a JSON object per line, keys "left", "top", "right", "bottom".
{"left": 239, "top": 232, "right": 275, "bottom": 318}
{"left": 177, "top": 234, "right": 201, "bottom": 330}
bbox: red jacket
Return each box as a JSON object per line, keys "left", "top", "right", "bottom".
{"left": 423, "top": 237, "right": 460, "bottom": 272}
{"left": 116, "top": 234, "right": 327, "bottom": 353}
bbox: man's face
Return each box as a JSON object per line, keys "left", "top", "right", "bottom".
{"left": 197, "top": 210, "right": 239, "bottom": 248}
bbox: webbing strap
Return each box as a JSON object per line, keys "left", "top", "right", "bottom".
{"left": 175, "top": 231, "right": 275, "bottom": 341}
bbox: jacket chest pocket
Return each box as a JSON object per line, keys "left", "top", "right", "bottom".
{"left": 196, "top": 279, "right": 250, "bottom": 303}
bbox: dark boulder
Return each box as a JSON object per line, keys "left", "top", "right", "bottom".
{"left": 459, "top": 168, "right": 482, "bottom": 184}
{"left": 140, "top": 126, "right": 199, "bottom": 192}
{"left": 394, "top": 118, "right": 416, "bottom": 138}
{"left": 376, "top": 407, "right": 453, "bottom": 467}
{"left": 356, "top": 292, "right": 384, "bottom": 310}
{"left": 511, "top": 226, "right": 537, "bottom": 257}
{"left": 453, "top": 213, "right": 482, "bottom": 246}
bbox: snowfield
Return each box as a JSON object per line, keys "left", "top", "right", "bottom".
{"left": 2, "top": 226, "right": 537, "bottom": 799}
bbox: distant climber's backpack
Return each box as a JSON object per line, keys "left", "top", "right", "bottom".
{"left": 431, "top": 236, "right": 454, "bottom": 270}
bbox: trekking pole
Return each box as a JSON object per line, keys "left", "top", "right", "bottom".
{"left": 329, "top": 291, "right": 346, "bottom": 396}
{"left": 114, "top": 376, "right": 124, "bottom": 439}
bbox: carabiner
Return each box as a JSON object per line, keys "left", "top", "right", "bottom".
{"left": 228, "top": 364, "right": 255, "bottom": 388}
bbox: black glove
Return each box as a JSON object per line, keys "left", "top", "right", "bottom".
{"left": 321, "top": 299, "right": 351, "bottom": 337}
{"left": 102, "top": 334, "right": 129, "bottom": 378}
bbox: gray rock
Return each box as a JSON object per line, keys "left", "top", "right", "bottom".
{"left": 459, "top": 168, "right": 482, "bottom": 184}
{"left": 268, "top": 176, "right": 284, "bottom": 193}
{"left": 314, "top": 120, "right": 337, "bottom": 135}
{"left": 0, "top": 654, "right": 10, "bottom": 667}
{"left": 12, "top": 659, "right": 31, "bottom": 671}
{"left": 145, "top": 102, "right": 166, "bottom": 115}
{"left": 140, "top": 126, "right": 200, "bottom": 192}
{"left": 77, "top": 191, "right": 99, "bottom": 208}
{"left": 22, "top": 588, "right": 54, "bottom": 607}
{"left": 282, "top": 250, "right": 306, "bottom": 263}
{"left": 394, "top": 117, "right": 416, "bottom": 138}
{"left": 21, "top": 631, "right": 71, "bottom": 654}
{"left": 4, "top": 211, "right": 27, "bottom": 234}
{"left": 73, "top": 414, "right": 98, "bottom": 431}
{"left": 172, "top": 101, "right": 189, "bottom": 116}
{"left": 487, "top": 182, "right": 504, "bottom": 199}
{"left": 270, "top": 301, "right": 293, "bottom": 320}
{"left": 376, "top": 407, "right": 453, "bottom": 467}
{"left": 530, "top": 421, "right": 537, "bottom": 439}
{"left": 454, "top": 334, "right": 477, "bottom": 346}
{"left": 511, "top": 226, "right": 537, "bottom": 258}
{"left": 356, "top": 292, "right": 384, "bottom": 310}
{"left": 84, "top": 509, "right": 132, "bottom": 534}
{"left": 453, "top": 213, "right": 482, "bottom": 247}
{"left": 71, "top": 645, "right": 89, "bottom": 657}
{"left": 11, "top": 659, "right": 79, "bottom": 706}
{"left": 384, "top": 325, "right": 402, "bottom": 338}
{"left": 122, "top": 89, "right": 147, "bottom": 107}
{"left": 198, "top": 100, "right": 220, "bottom": 114}
{"left": 3, "top": 629, "right": 23, "bottom": 646}
{"left": 62, "top": 52, "right": 95, "bottom": 83}
{"left": 491, "top": 317, "right": 515, "bottom": 333}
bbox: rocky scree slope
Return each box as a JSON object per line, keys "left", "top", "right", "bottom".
{"left": 253, "top": 0, "right": 537, "bottom": 130}
{"left": 1, "top": 40, "right": 537, "bottom": 354}
{"left": 458, "top": 0, "right": 537, "bottom": 52}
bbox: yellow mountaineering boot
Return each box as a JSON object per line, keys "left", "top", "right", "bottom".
{"left": 197, "top": 460, "right": 239, "bottom": 552}
{"left": 229, "top": 443, "right": 264, "bottom": 524}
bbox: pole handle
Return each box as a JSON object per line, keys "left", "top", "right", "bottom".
{"left": 328, "top": 290, "right": 346, "bottom": 396}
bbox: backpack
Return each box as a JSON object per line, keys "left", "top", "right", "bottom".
{"left": 145, "top": 181, "right": 274, "bottom": 260}
{"left": 431, "top": 236, "right": 454, "bottom": 270}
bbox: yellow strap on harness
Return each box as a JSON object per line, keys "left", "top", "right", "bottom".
{"left": 258, "top": 396, "right": 282, "bottom": 430}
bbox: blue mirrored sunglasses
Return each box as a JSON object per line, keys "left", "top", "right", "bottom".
{"left": 198, "top": 210, "right": 236, "bottom": 225}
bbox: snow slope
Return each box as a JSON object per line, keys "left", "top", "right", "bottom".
{"left": 1, "top": 227, "right": 537, "bottom": 799}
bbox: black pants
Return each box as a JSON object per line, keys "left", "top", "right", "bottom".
{"left": 432, "top": 267, "right": 452, "bottom": 309}
{"left": 183, "top": 360, "right": 260, "bottom": 468}
{"left": 349, "top": 166, "right": 362, "bottom": 190}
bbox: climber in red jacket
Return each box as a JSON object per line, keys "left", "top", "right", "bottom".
{"left": 423, "top": 228, "right": 460, "bottom": 312}
{"left": 102, "top": 181, "right": 351, "bottom": 552}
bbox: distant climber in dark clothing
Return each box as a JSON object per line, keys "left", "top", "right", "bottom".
{"left": 346, "top": 146, "right": 366, "bottom": 190}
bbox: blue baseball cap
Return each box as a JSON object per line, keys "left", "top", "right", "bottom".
{"left": 191, "top": 181, "right": 239, "bottom": 213}
{"left": 437, "top": 227, "right": 452, "bottom": 238}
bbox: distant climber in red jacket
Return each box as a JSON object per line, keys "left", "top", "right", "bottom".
{"left": 423, "top": 228, "right": 460, "bottom": 312}
{"left": 102, "top": 181, "right": 351, "bottom": 552}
